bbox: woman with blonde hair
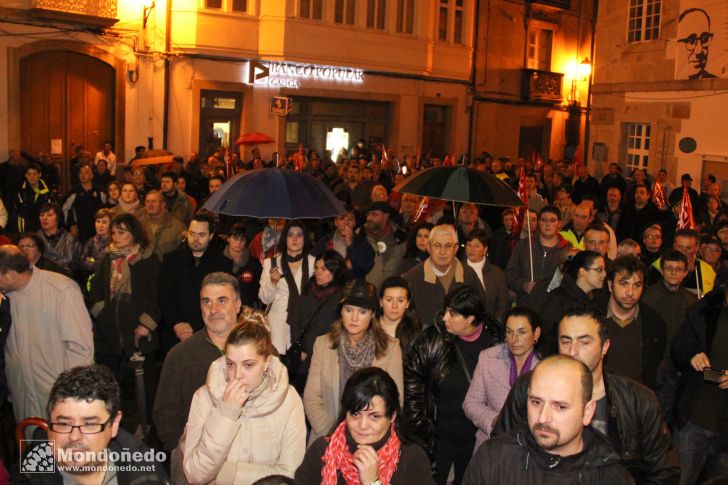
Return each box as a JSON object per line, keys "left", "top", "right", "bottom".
{"left": 183, "top": 312, "right": 306, "bottom": 484}
{"left": 304, "top": 281, "right": 404, "bottom": 444}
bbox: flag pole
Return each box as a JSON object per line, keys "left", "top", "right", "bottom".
{"left": 526, "top": 208, "right": 534, "bottom": 281}
{"left": 695, "top": 265, "right": 702, "bottom": 299}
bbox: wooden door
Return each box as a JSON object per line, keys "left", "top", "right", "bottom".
{"left": 20, "top": 51, "right": 115, "bottom": 191}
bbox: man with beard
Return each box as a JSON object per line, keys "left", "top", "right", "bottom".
{"left": 494, "top": 307, "right": 680, "bottom": 484}
{"left": 464, "top": 355, "right": 633, "bottom": 484}
{"left": 154, "top": 273, "right": 241, "bottom": 462}
{"left": 361, "top": 201, "right": 406, "bottom": 290}
{"left": 603, "top": 256, "right": 666, "bottom": 391}
{"left": 19, "top": 365, "right": 167, "bottom": 483}
{"left": 159, "top": 211, "right": 230, "bottom": 349}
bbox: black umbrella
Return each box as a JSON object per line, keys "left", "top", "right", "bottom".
{"left": 393, "top": 166, "right": 524, "bottom": 207}
{"left": 202, "top": 168, "right": 347, "bottom": 219}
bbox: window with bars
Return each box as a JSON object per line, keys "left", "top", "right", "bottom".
{"left": 335, "top": 0, "right": 356, "bottom": 25}
{"left": 627, "top": 0, "right": 660, "bottom": 43}
{"left": 624, "top": 123, "right": 651, "bottom": 171}
{"left": 438, "top": 0, "right": 465, "bottom": 43}
{"left": 396, "top": 0, "right": 414, "bottom": 34}
{"left": 367, "top": 0, "right": 387, "bottom": 30}
{"left": 299, "top": 0, "right": 323, "bottom": 19}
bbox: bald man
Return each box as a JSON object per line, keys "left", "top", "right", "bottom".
{"left": 464, "top": 355, "right": 633, "bottom": 483}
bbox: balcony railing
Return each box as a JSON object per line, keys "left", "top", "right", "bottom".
{"left": 521, "top": 68, "right": 564, "bottom": 103}
{"left": 30, "top": 0, "right": 118, "bottom": 28}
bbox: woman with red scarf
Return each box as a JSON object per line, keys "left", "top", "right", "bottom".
{"left": 296, "top": 367, "right": 434, "bottom": 485}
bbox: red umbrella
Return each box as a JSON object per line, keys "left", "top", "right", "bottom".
{"left": 234, "top": 132, "right": 275, "bottom": 146}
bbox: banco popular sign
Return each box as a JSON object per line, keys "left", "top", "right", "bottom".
{"left": 247, "top": 60, "right": 364, "bottom": 88}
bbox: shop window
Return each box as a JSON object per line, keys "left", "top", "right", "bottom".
{"left": 526, "top": 26, "right": 553, "bottom": 71}
{"left": 623, "top": 123, "right": 651, "bottom": 171}
{"left": 438, "top": 0, "right": 465, "bottom": 43}
{"left": 335, "top": 0, "right": 356, "bottom": 25}
{"left": 396, "top": 0, "right": 414, "bottom": 34}
{"left": 300, "top": 0, "right": 323, "bottom": 20}
{"left": 627, "top": 0, "right": 660, "bottom": 43}
{"left": 205, "top": 0, "right": 222, "bottom": 8}
{"left": 367, "top": 0, "right": 387, "bottom": 30}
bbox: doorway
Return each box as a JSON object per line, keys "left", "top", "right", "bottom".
{"left": 199, "top": 90, "right": 243, "bottom": 159}
{"left": 20, "top": 51, "right": 115, "bottom": 190}
{"left": 422, "top": 104, "right": 451, "bottom": 157}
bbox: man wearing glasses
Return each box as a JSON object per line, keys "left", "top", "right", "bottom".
{"left": 643, "top": 250, "right": 697, "bottom": 420}
{"left": 404, "top": 224, "right": 484, "bottom": 327}
{"left": 21, "top": 365, "right": 168, "bottom": 483}
{"left": 678, "top": 8, "right": 717, "bottom": 80}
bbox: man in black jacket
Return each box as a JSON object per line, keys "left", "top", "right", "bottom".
{"left": 493, "top": 307, "right": 680, "bottom": 484}
{"left": 672, "top": 285, "right": 728, "bottom": 484}
{"left": 159, "top": 211, "right": 230, "bottom": 351}
{"left": 603, "top": 255, "right": 666, "bottom": 390}
{"left": 465, "top": 355, "right": 634, "bottom": 484}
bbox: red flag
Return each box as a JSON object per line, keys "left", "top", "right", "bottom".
{"left": 295, "top": 144, "right": 305, "bottom": 171}
{"left": 381, "top": 145, "right": 389, "bottom": 163}
{"left": 677, "top": 183, "right": 696, "bottom": 230}
{"left": 651, "top": 180, "right": 667, "bottom": 210}
{"left": 411, "top": 196, "right": 447, "bottom": 225}
{"left": 532, "top": 151, "right": 544, "bottom": 171}
{"left": 511, "top": 165, "right": 529, "bottom": 235}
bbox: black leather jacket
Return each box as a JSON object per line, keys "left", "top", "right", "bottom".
{"left": 403, "top": 312, "right": 501, "bottom": 457}
{"left": 493, "top": 370, "right": 680, "bottom": 484}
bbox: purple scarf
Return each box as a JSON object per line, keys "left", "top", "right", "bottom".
{"left": 508, "top": 350, "right": 537, "bottom": 386}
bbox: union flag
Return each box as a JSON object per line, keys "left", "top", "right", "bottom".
{"left": 677, "top": 182, "right": 696, "bottom": 230}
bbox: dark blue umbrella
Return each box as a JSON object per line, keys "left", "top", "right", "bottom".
{"left": 202, "top": 168, "right": 346, "bottom": 219}
{"left": 393, "top": 166, "right": 523, "bottom": 207}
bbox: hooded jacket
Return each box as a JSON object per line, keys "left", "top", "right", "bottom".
{"left": 463, "top": 427, "right": 634, "bottom": 485}
{"left": 183, "top": 355, "right": 306, "bottom": 485}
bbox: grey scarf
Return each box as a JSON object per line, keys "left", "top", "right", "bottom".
{"left": 338, "top": 330, "right": 375, "bottom": 397}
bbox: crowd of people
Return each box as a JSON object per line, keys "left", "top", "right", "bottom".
{"left": 0, "top": 141, "right": 727, "bottom": 485}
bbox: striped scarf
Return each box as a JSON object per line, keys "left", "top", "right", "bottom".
{"left": 321, "top": 420, "right": 401, "bottom": 485}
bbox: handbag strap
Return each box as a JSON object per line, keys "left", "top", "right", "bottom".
{"left": 294, "top": 292, "right": 338, "bottom": 346}
{"left": 453, "top": 344, "right": 472, "bottom": 383}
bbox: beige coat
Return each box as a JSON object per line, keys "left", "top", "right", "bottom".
{"left": 182, "top": 356, "right": 306, "bottom": 485}
{"left": 303, "top": 332, "right": 404, "bottom": 444}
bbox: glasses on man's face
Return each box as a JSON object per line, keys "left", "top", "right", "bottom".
{"left": 663, "top": 265, "right": 687, "bottom": 274}
{"left": 702, "top": 246, "right": 722, "bottom": 253}
{"left": 679, "top": 31, "right": 714, "bottom": 50}
{"left": 431, "top": 243, "right": 455, "bottom": 252}
{"left": 49, "top": 417, "right": 113, "bottom": 434}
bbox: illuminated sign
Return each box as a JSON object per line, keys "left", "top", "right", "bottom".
{"left": 246, "top": 60, "right": 364, "bottom": 89}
